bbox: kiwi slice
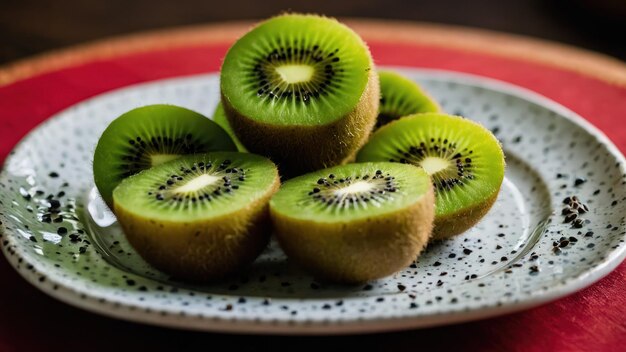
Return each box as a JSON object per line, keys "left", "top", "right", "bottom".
{"left": 357, "top": 113, "right": 505, "bottom": 239}
{"left": 212, "top": 102, "right": 248, "bottom": 152}
{"left": 220, "top": 13, "right": 379, "bottom": 176}
{"left": 376, "top": 70, "right": 440, "bottom": 128}
{"left": 270, "top": 162, "right": 434, "bottom": 283}
{"left": 93, "top": 104, "right": 236, "bottom": 206}
{"left": 113, "top": 152, "right": 280, "bottom": 281}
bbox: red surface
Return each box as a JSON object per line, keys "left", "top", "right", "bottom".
{"left": 0, "top": 40, "right": 625, "bottom": 351}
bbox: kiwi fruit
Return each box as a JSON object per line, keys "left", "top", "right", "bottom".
{"left": 220, "top": 13, "right": 379, "bottom": 176}
{"left": 212, "top": 102, "right": 248, "bottom": 152}
{"left": 113, "top": 152, "right": 280, "bottom": 281}
{"left": 357, "top": 113, "right": 505, "bottom": 239}
{"left": 270, "top": 162, "right": 434, "bottom": 283}
{"left": 376, "top": 70, "right": 440, "bottom": 129}
{"left": 93, "top": 104, "right": 236, "bottom": 207}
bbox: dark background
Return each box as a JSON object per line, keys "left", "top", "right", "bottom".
{"left": 0, "top": 0, "right": 625, "bottom": 65}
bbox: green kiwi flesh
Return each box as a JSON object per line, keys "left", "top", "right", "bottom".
{"left": 93, "top": 104, "right": 236, "bottom": 206}
{"left": 270, "top": 162, "right": 435, "bottom": 283}
{"left": 212, "top": 102, "right": 248, "bottom": 152}
{"left": 113, "top": 152, "right": 280, "bottom": 281}
{"left": 357, "top": 113, "right": 505, "bottom": 239}
{"left": 377, "top": 70, "right": 440, "bottom": 128}
{"left": 220, "top": 13, "right": 379, "bottom": 176}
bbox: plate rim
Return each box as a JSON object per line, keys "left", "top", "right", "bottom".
{"left": 1, "top": 68, "right": 625, "bottom": 334}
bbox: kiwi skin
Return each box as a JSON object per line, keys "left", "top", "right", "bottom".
{"left": 433, "top": 191, "right": 499, "bottom": 240}
{"left": 113, "top": 167, "right": 280, "bottom": 282}
{"left": 222, "top": 67, "right": 379, "bottom": 178}
{"left": 271, "top": 179, "right": 435, "bottom": 284}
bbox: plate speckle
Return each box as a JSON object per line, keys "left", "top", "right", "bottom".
{"left": 1, "top": 68, "right": 625, "bottom": 334}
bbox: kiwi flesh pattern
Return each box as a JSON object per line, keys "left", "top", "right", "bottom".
{"left": 220, "top": 14, "right": 378, "bottom": 176}
{"left": 93, "top": 104, "right": 236, "bottom": 206}
{"left": 270, "top": 162, "right": 434, "bottom": 283}
{"left": 252, "top": 45, "right": 343, "bottom": 104}
{"left": 221, "top": 14, "right": 372, "bottom": 125}
{"left": 357, "top": 113, "right": 505, "bottom": 239}
{"left": 390, "top": 139, "right": 476, "bottom": 192}
{"left": 150, "top": 158, "right": 247, "bottom": 206}
{"left": 121, "top": 134, "right": 207, "bottom": 179}
{"left": 307, "top": 170, "right": 398, "bottom": 208}
{"left": 113, "top": 152, "right": 280, "bottom": 281}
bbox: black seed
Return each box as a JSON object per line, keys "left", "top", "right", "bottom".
{"left": 562, "top": 207, "right": 575, "bottom": 215}
{"left": 573, "top": 219, "right": 584, "bottom": 228}
{"left": 564, "top": 213, "right": 577, "bottom": 223}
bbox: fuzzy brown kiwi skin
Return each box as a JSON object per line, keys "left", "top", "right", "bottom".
{"left": 114, "top": 176, "right": 280, "bottom": 282}
{"left": 271, "top": 185, "right": 435, "bottom": 284}
{"left": 222, "top": 69, "right": 379, "bottom": 177}
{"left": 432, "top": 188, "right": 500, "bottom": 240}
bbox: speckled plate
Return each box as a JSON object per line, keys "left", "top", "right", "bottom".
{"left": 1, "top": 68, "right": 625, "bottom": 334}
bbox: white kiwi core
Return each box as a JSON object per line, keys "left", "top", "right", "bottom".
{"left": 335, "top": 181, "right": 375, "bottom": 196}
{"left": 174, "top": 174, "right": 220, "bottom": 193}
{"left": 420, "top": 157, "right": 450, "bottom": 175}
{"left": 275, "top": 64, "right": 315, "bottom": 84}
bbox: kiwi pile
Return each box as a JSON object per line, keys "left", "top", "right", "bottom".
{"left": 93, "top": 13, "right": 505, "bottom": 284}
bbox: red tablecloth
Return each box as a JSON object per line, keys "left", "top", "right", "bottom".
{"left": 0, "top": 23, "right": 625, "bottom": 351}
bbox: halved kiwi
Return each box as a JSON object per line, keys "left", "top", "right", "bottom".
{"left": 270, "top": 162, "right": 434, "bottom": 283}
{"left": 212, "top": 102, "right": 248, "bottom": 152}
{"left": 357, "top": 113, "right": 505, "bottom": 239}
{"left": 376, "top": 70, "right": 440, "bottom": 128}
{"left": 113, "top": 152, "right": 280, "bottom": 281}
{"left": 220, "top": 13, "right": 379, "bottom": 176}
{"left": 93, "top": 104, "right": 236, "bottom": 206}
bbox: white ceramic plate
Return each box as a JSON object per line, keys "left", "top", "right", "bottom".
{"left": 1, "top": 68, "right": 625, "bottom": 334}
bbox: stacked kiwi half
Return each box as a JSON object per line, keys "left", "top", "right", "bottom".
{"left": 93, "top": 13, "right": 505, "bottom": 284}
